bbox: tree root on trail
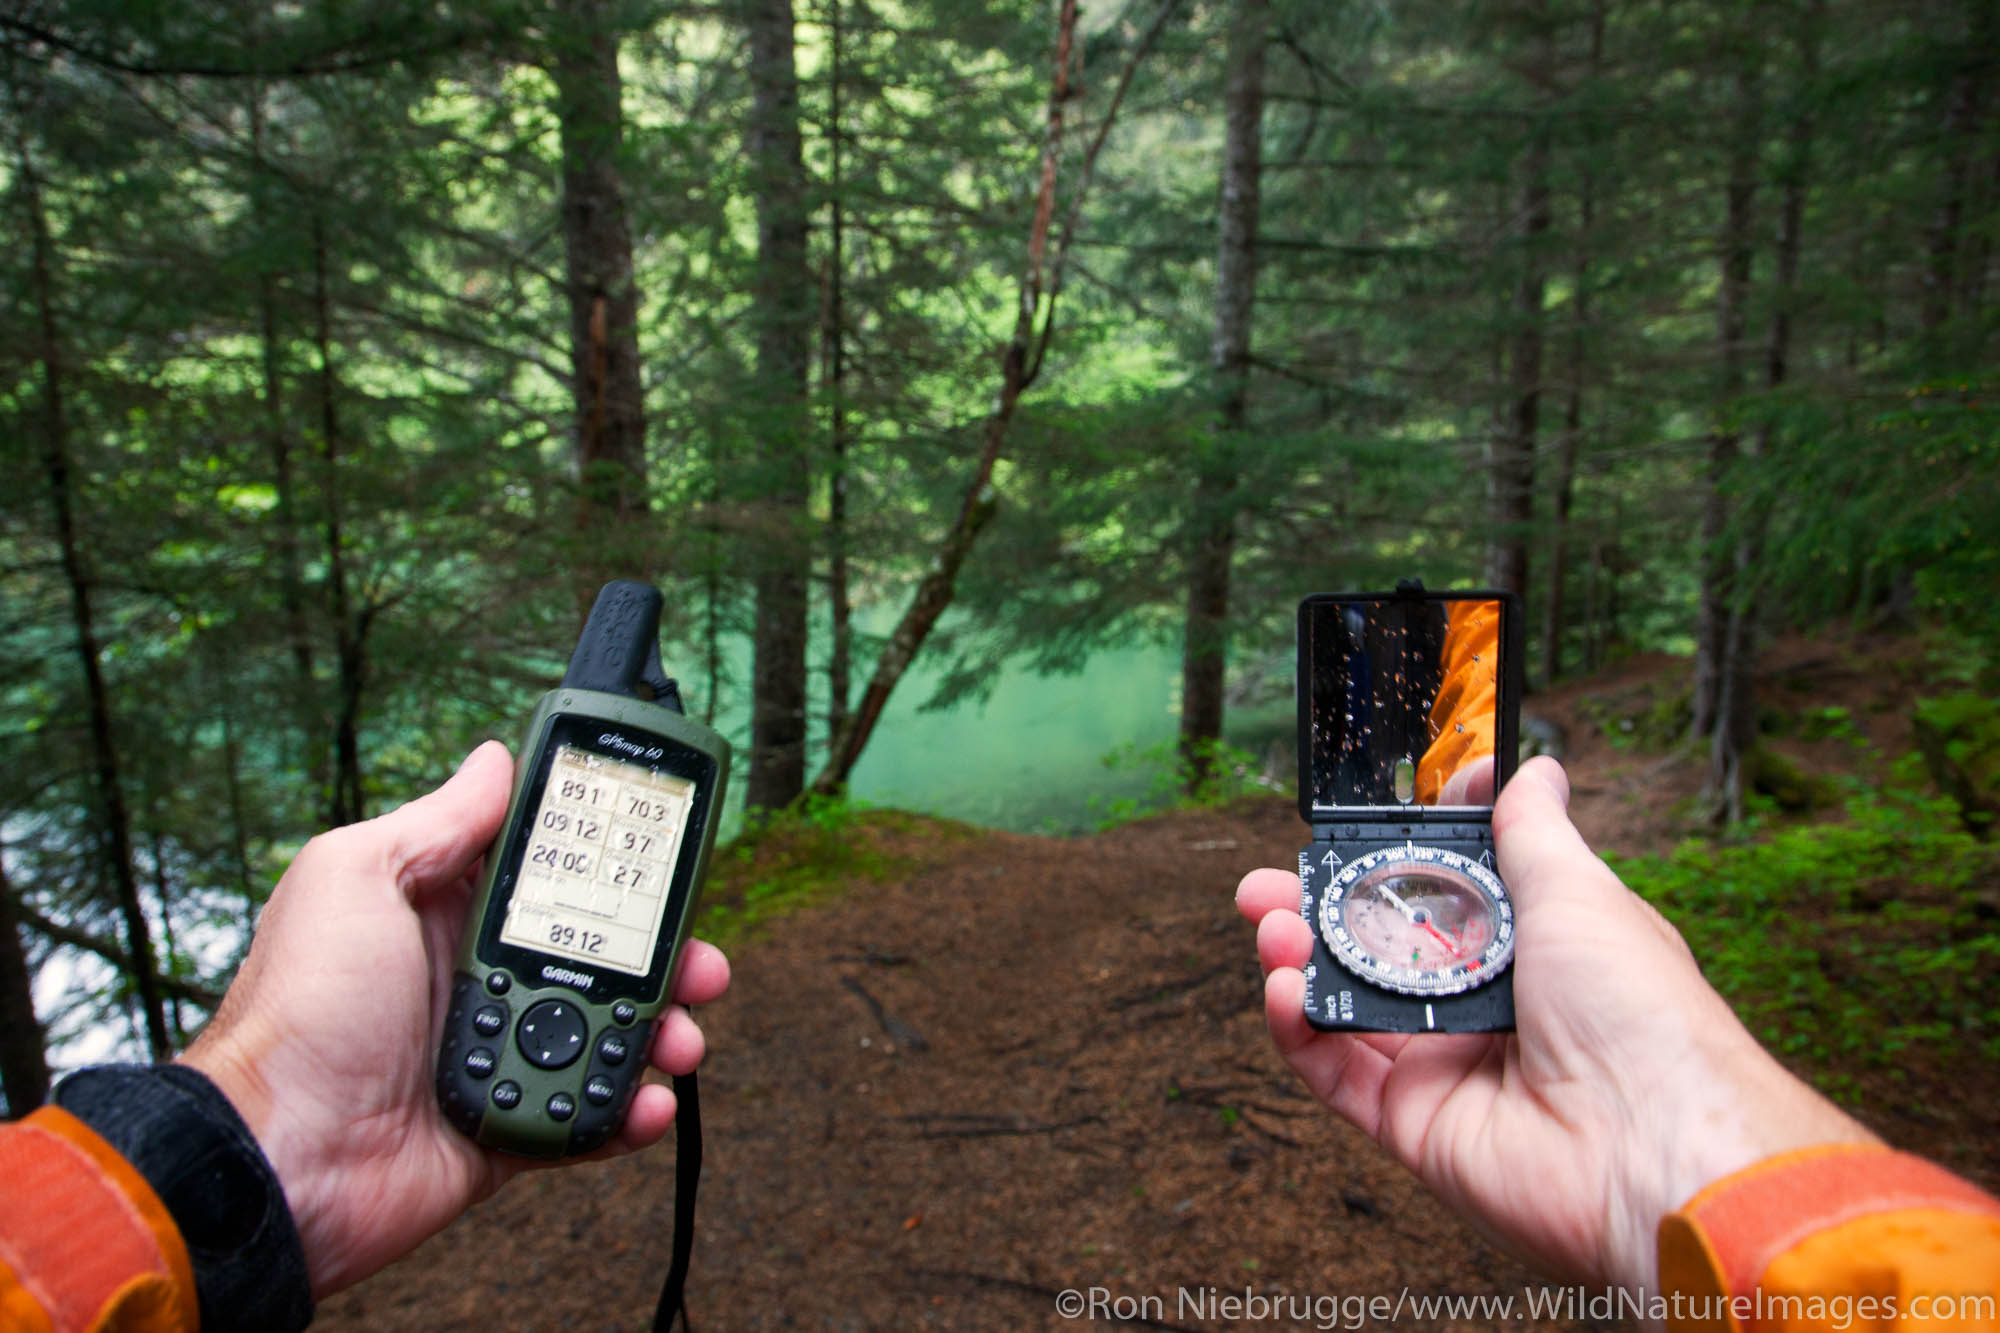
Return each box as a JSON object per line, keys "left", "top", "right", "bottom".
{"left": 906, "top": 1267, "right": 1206, "bottom": 1332}
{"left": 840, "top": 975, "right": 929, "bottom": 1051}
{"left": 897, "top": 1111, "right": 1104, "bottom": 1140}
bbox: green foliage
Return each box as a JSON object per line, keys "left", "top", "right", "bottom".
{"left": 1742, "top": 746, "right": 1841, "bottom": 815}
{"left": 692, "top": 798, "right": 970, "bottom": 953}
{"left": 1753, "top": 376, "right": 2000, "bottom": 655}
{"left": 1610, "top": 781, "right": 2000, "bottom": 1089}
{"left": 1911, "top": 692, "right": 2000, "bottom": 836}
{"left": 1086, "top": 738, "right": 1277, "bottom": 831}
{"left": 1576, "top": 685, "right": 1693, "bottom": 753}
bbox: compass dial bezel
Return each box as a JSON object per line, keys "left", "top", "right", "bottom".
{"left": 1317, "top": 844, "right": 1515, "bottom": 997}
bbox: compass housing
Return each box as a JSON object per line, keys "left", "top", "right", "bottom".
{"left": 1296, "top": 583, "right": 1523, "bottom": 1034}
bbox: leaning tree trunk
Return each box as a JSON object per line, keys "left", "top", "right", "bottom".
{"left": 812, "top": 0, "right": 1177, "bottom": 795}
{"left": 1179, "top": 0, "right": 1266, "bottom": 792}
{"left": 21, "top": 143, "right": 172, "bottom": 1060}
{"left": 1691, "top": 63, "right": 1760, "bottom": 746}
{"left": 742, "top": 0, "right": 814, "bottom": 812}
{"left": 0, "top": 859, "right": 51, "bottom": 1116}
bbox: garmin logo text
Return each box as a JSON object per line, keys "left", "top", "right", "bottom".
{"left": 541, "top": 964, "right": 596, "bottom": 991}
{"left": 599, "top": 732, "right": 666, "bottom": 761}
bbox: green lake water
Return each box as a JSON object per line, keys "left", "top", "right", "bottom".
{"left": 707, "top": 637, "right": 1295, "bottom": 836}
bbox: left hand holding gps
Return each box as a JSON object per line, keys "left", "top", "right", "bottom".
{"left": 179, "top": 740, "right": 731, "bottom": 1299}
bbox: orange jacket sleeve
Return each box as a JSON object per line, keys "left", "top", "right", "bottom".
{"left": 1417, "top": 599, "right": 1500, "bottom": 803}
{"left": 1659, "top": 1143, "right": 2000, "bottom": 1331}
{"left": 0, "top": 1106, "right": 198, "bottom": 1333}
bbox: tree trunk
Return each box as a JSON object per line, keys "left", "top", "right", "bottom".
{"left": 311, "top": 216, "right": 365, "bottom": 827}
{"left": 823, "top": 0, "right": 853, "bottom": 749}
{"left": 21, "top": 145, "right": 173, "bottom": 1061}
{"left": 1179, "top": 0, "right": 1266, "bottom": 791}
{"left": 1485, "top": 35, "right": 1551, "bottom": 602}
{"left": 1920, "top": 27, "right": 1985, "bottom": 337}
{"left": 1691, "top": 63, "right": 1759, "bottom": 745}
{"left": 0, "top": 858, "right": 51, "bottom": 1117}
{"left": 248, "top": 90, "right": 321, "bottom": 785}
{"left": 553, "top": 0, "right": 648, "bottom": 529}
{"left": 742, "top": 0, "right": 814, "bottom": 812}
{"left": 147, "top": 828, "right": 187, "bottom": 1046}
{"left": 1962, "top": 150, "right": 1998, "bottom": 316}
{"left": 1715, "top": 14, "right": 1818, "bottom": 822}
{"left": 1540, "top": 2, "right": 1601, "bottom": 686}
{"left": 703, "top": 425, "right": 724, "bottom": 729}
{"left": 217, "top": 689, "right": 258, "bottom": 905}
{"left": 812, "top": 0, "right": 1174, "bottom": 795}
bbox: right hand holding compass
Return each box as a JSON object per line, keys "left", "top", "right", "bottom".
{"left": 1236, "top": 757, "right": 1876, "bottom": 1295}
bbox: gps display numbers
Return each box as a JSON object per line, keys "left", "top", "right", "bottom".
{"left": 499, "top": 745, "right": 693, "bottom": 976}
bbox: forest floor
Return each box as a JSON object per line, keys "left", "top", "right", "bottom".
{"left": 316, "top": 632, "right": 1998, "bottom": 1333}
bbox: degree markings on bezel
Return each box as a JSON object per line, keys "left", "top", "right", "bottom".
{"left": 1316, "top": 844, "right": 1514, "bottom": 997}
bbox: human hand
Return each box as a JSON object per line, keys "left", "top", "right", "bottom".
{"left": 1237, "top": 756, "right": 1874, "bottom": 1292}
{"left": 181, "top": 741, "right": 730, "bottom": 1297}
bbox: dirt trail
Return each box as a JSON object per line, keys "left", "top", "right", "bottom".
{"left": 316, "top": 635, "right": 1988, "bottom": 1332}
{"left": 319, "top": 796, "right": 1598, "bottom": 1332}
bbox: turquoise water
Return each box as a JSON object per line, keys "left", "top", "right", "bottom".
{"left": 705, "top": 635, "right": 1294, "bottom": 835}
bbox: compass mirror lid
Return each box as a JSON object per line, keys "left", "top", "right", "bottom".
{"left": 1296, "top": 584, "right": 1523, "bottom": 824}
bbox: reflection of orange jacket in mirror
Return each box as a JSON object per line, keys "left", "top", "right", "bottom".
{"left": 1416, "top": 600, "right": 1499, "bottom": 804}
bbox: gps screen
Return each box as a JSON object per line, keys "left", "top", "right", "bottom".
{"left": 498, "top": 744, "right": 695, "bottom": 976}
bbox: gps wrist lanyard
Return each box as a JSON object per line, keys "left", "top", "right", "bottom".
{"left": 554, "top": 586, "right": 707, "bottom": 1333}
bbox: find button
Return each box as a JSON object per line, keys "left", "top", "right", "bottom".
{"left": 516, "top": 999, "right": 587, "bottom": 1071}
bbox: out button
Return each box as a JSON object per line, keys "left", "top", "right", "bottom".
{"left": 516, "top": 999, "right": 588, "bottom": 1071}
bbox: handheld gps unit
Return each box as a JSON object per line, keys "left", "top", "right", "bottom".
{"left": 1295, "top": 581, "right": 1523, "bottom": 1035}
{"left": 437, "top": 581, "right": 730, "bottom": 1158}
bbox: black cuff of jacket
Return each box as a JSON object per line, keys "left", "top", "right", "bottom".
{"left": 54, "top": 1064, "right": 315, "bottom": 1333}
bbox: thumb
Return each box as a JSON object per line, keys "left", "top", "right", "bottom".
{"left": 1491, "top": 756, "right": 1628, "bottom": 919}
{"left": 364, "top": 740, "right": 516, "bottom": 898}
{"left": 1494, "top": 756, "right": 1694, "bottom": 960}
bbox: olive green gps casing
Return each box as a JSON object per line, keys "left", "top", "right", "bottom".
{"left": 435, "top": 601, "right": 730, "bottom": 1159}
